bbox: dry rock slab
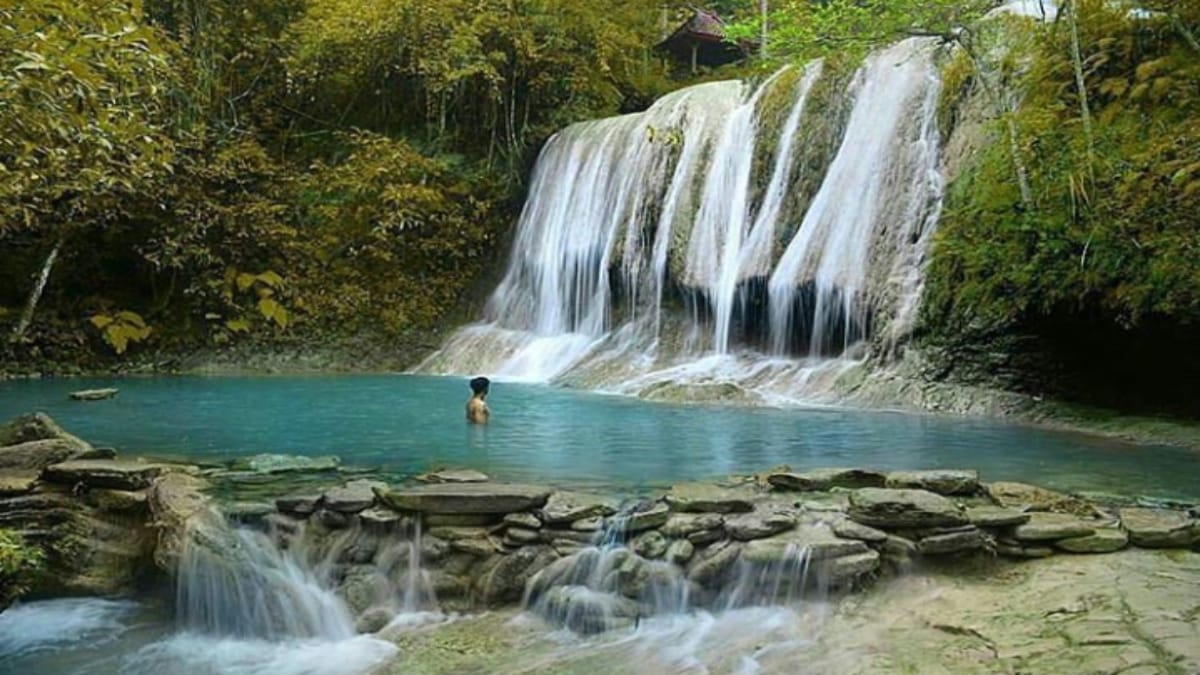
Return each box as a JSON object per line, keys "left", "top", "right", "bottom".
{"left": 539, "top": 491, "right": 619, "bottom": 525}
{"left": 967, "top": 506, "right": 1031, "bottom": 528}
{"left": 665, "top": 484, "right": 754, "bottom": 514}
{"left": 376, "top": 483, "right": 551, "bottom": 515}
{"left": 323, "top": 480, "right": 385, "bottom": 513}
{"left": 885, "top": 470, "right": 979, "bottom": 496}
{"left": 43, "top": 459, "right": 191, "bottom": 490}
{"left": 848, "top": 488, "right": 968, "bottom": 529}
{"left": 1055, "top": 527, "right": 1129, "bottom": 554}
{"left": 69, "top": 388, "right": 119, "bottom": 401}
{"left": 725, "top": 511, "right": 797, "bottom": 541}
{"left": 1011, "top": 513, "right": 1097, "bottom": 542}
{"left": 742, "top": 524, "right": 869, "bottom": 564}
{"left": 1119, "top": 508, "right": 1196, "bottom": 548}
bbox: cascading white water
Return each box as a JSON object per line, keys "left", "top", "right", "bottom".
{"left": 768, "top": 38, "right": 943, "bottom": 357}
{"left": 421, "top": 38, "right": 944, "bottom": 404}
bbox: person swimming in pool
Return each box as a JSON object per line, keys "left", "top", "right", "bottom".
{"left": 466, "top": 376, "right": 490, "bottom": 424}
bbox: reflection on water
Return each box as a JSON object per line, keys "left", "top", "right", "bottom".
{"left": 0, "top": 374, "right": 1196, "bottom": 498}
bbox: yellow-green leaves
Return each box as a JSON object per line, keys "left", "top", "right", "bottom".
{"left": 89, "top": 310, "right": 152, "bottom": 354}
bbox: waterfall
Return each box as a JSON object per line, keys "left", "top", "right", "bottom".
{"left": 421, "top": 38, "right": 944, "bottom": 403}
{"left": 175, "top": 515, "right": 358, "bottom": 639}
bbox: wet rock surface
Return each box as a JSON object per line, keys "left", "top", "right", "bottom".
{"left": 768, "top": 468, "right": 886, "bottom": 492}
{"left": 847, "top": 488, "right": 968, "bottom": 528}
{"left": 885, "top": 469, "right": 979, "bottom": 495}
{"left": 376, "top": 483, "right": 552, "bottom": 514}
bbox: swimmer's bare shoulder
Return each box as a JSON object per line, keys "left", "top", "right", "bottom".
{"left": 466, "top": 397, "right": 490, "bottom": 424}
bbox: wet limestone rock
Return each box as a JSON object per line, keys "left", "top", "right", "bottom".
{"left": 276, "top": 494, "right": 320, "bottom": 516}
{"left": 323, "top": 480, "right": 385, "bottom": 513}
{"left": 42, "top": 459, "right": 192, "bottom": 490}
{"left": 0, "top": 439, "right": 92, "bottom": 472}
{"left": 0, "top": 472, "right": 38, "bottom": 496}
{"left": 624, "top": 502, "right": 670, "bottom": 532}
{"left": 661, "top": 513, "right": 725, "bottom": 538}
{"left": 0, "top": 412, "right": 91, "bottom": 449}
{"left": 995, "top": 539, "right": 1055, "bottom": 559}
{"left": 687, "top": 541, "right": 743, "bottom": 585}
{"left": 69, "top": 388, "right": 119, "bottom": 401}
{"left": 967, "top": 506, "right": 1030, "bottom": 528}
{"left": 1011, "top": 513, "right": 1098, "bottom": 542}
{"left": 416, "top": 468, "right": 490, "bottom": 484}
{"left": 632, "top": 530, "right": 668, "bottom": 559}
{"left": 742, "top": 524, "right": 869, "bottom": 563}
{"left": 830, "top": 517, "right": 888, "bottom": 543}
{"left": 538, "top": 586, "right": 640, "bottom": 635}
{"left": 768, "top": 468, "right": 886, "bottom": 492}
{"left": 474, "top": 545, "right": 557, "bottom": 605}
{"left": 917, "top": 527, "right": 987, "bottom": 555}
{"left": 86, "top": 488, "right": 148, "bottom": 513}
{"left": 826, "top": 550, "right": 881, "bottom": 585}
{"left": 665, "top": 483, "right": 754, "bottom": 514}
{"left": 1119, "top": 508, "right": 1197, "bottom": 548}
{"left": 848, "top": 488, "right": 968, "bottom": 529}
{"left": 539, "top": 491, "right": 619, "bottom": 525}
{"left": 885, "top": 470, "right": 979, "bottom": 496}
{"left": 724, "top": 510, "right": 796, "bottom": 541}
{"left": 666, "top": 539, "right": 695, "bottom": 565}
{"left": 503, "top": 512, "right": 542, "bottom": 529}
{"left": 1055, "top": 527, "right": 1129, "bottom": 554}
{"left": 376, "top": 483, "right": 551, "bottom": 515}
{"left": 359, "top": 507, "right": 401, "bottom": 526}
{"left": 147, "top": 472, "right": 213, "bottom": 572}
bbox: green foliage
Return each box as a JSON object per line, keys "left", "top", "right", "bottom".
{"left": 0, "top": 529, "right": 45, "bottom": 607}
{"left": 89, "top": 310, "right": 152, "bottom": 354}
{"left": 726, "top": 0, "right": 993, "bottom": 65}
{"left": 927, "top": 1, "right": 1200, "bottom": 331}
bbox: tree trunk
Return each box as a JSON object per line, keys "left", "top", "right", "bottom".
{"left": 1066, "top": 0, "right": 1095, "bottom": 176}
{"left": 760, "top": 0, "right": 769, "bottom": 58}
{"left": 10, "top": 237, "right": 63, "bottom": 344}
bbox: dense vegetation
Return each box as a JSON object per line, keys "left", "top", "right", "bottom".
{"left": 0, "top": 0, "right": 683, "bottom": 367}
{"left": 0, "top": 528, "right": 44, "bottom": 609}
{"left": 923, "top": 1, "right": 1200, "bottom": 413}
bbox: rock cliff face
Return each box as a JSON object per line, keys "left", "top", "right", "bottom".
{"left": 0, "top": 413, "right": 209, "bottom": 600}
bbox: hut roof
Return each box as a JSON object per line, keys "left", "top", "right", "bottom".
{"left": 655, "top": 8, "right": 748, "bottom": 68}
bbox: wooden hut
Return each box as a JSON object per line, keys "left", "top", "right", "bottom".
{"left": 655, "top": 8, "right": 750, "bottom": 73}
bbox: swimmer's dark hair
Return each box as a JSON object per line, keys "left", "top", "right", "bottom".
{"left": 470, "top": 377, "right": 490, "bottom": 395}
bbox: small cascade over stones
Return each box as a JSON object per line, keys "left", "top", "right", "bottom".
{"left": 176, "top": 512, "right": 357, "bottom": 640}
{"left": 421, "top": 38, "right": 944, "bottom": 403}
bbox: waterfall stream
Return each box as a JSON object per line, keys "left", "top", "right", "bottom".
{"left": 421, "top": 39, "right": 945, "bottom": 404}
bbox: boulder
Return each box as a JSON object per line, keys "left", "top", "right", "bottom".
{"left": 848, "top": 488, "right": 968, "bottom": 529}
{"left": 687, "top": 542, "right": 743, "bottom": 585}
{"left": 661, "top": 514, "right": 725, "bottom": 538}
{"left": 1056, "top": 527, "right": 1129, "bottom": 554}
{"left": 918, "top": 527, "right": 986, "bottom": 555}
{"left": 323, "top": 480, "right": 385, "bottom": 513}
{"left": 428, "top": 526, "right": 492, "bottom": 542}
{"left": 830, "top": 517, "right": 888, "bottom": 543}
{"left": 451, "top": 537, "right": 502, "bottom": 558}
{"left": 539, "top": 491, "right": 619, "bottom": 525}
{"left": 885, "top": 470, "right": 979, "bottom": 496}
{"left": 768, "top": 468, "right": 886, "bottom": 492}
{"left": 69, "top": 388, "right": 119, "bottom": 401}
{"left": 825, "top": 550, "right": 881, "bottom": 585}
{"left": 724, "top": 511, "right": 796, "bottom": 541}
{"left": 742, "top": 525, "right": 870, "bottom": 564}
{"left": 147, "top": 473, "right": 212, "bottom": 571}
{"left": 570, "top": 517, "right": 603, "bottom": 532}
{"left": 376, "top": 483, "right": 551, "bottom": 515}
{"left": 665, "top": 539, "right": 695, "bottom": 565}
{"left": 995, "top": 539, "right": 1055, "bottom": 559}
{"left": 624, "top": 502, "right": 670, "bottom": 532}
{"left": 359, "top": 507, "right": 402, "bottom": 526}
{"left": 665, "top": 483, "right": 754, "bottom": 513}
{"left": 0, "top": 439, "right": 91, "bottom": 472}
{"left": 355, "top": 607, "right": 394, "bottom": 634}
{"left": 503, "top": 512, "right": 542, "bottom": 529}
{"left": 687, "top": 528, "right": 724, "bottom": 545}
{"left": 88, "top": 488, "right": 149, "bottom": 513}
{"left": 967, "top": 506, "right": 1030, "bottom": 528}
{"left": 43, "top": 459, "right": 191, "bottom": 490}
{"left": 276, "top": 494, "right": 320, "bottom": 516}
{"left": 474, "top": 545, "right": 557, "bottom": 604}
{"left": 505, "top": 527, "right": 541, "bottom": 544}
{"left": 1011, "top": 513, "right": 1097, "bottom": 542}
{"left": 234, "top": 454, "right": 340, "bottom": 474}
{"left": 0, "top": 472, "right": 38, "bottom": 496}
{"left": 986, "top": 482, "right": 1094, "bottom": 516}
{"left": 537, "top": 586, "right": 640, "bottom": 635}
{"left": 1119, "top": 508, "right": 1196, "bottom": 548}
{"left": 415, "top": 468, "right": 490, "bottom": 484}
{"left": 0, "top": 412, "right": 89, "bottom": 449}
{"left": 632, "top": 530, "right": 668, "bottom": 559}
